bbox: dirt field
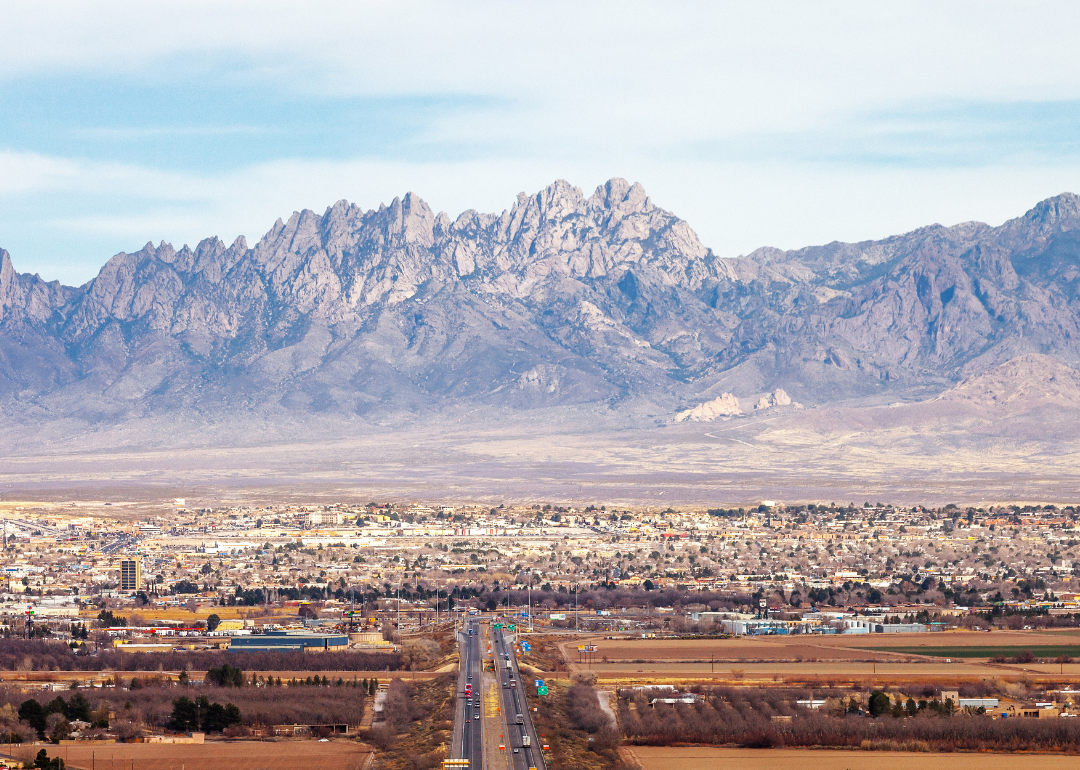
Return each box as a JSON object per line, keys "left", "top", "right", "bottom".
{"left": 565, "top": 629, "right": 1080, "bottom": 664}
{"left": 110, "top": 607, "right": 296, "bottom": 624}
{"left": 566, "top": 637, "right": 893, "bottom": 662}
{"left": 3, "top": 740, "right": 371, "bottom": 770}
{"left": 625, "top": 747, "right": 1080, "bottom": 770}
{"left": 0, "top": 670, "right": 439, "bottom": 685}
{"left": 558, "top": 631, "right": 1080, "bottom": 683}
{"left": 827, "top": 629, "right": 1080, "bottom": 649}
{"left": 586, "top": 660, "right": 1011, "bottom": 675}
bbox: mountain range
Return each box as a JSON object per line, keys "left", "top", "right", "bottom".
{"left": 2, "top": 178, "right": 1080, "bottom": 441}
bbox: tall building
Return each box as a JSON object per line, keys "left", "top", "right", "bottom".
{"left": 120, "top": 557, "right": 141, "bottom": 592}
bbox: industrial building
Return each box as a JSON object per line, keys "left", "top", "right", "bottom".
{"left": 228, "top": 629, "right": 349, "bottom": 653}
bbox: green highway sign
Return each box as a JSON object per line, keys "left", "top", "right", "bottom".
{"left": 537, "top": 686, "right": 548, "bottom": 695}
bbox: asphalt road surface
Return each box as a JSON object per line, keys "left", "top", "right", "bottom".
{"left": 453, "top": 619, "right": 484, "bottom": 770}
{"left": 493, "top": 628, "right": 546, "bottom": 770}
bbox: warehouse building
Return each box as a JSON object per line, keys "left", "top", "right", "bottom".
{"left": 228, "top": 630, "right": 349, "bottom": 653}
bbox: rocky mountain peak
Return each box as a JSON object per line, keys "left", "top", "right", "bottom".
{"left": 0, "top": 248, "right": 74, "bottom": 325}
{"left": 1021, "top": 192, "right": 1080, "bottom": 230}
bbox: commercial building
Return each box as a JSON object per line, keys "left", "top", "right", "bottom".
{"left": 228, "top": 630, "right": 349, "bottom": 653}
{"left": 120, "top": 558, "right": 141, "bottom": 592}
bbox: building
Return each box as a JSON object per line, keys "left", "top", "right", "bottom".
{"left": 842, "top": 618, "right": 925, "bottom": 634}
{"left": 228, "top": 630, "right": 349, "bottom": 653}
{"left": 120, "top": 558, "right": 141, "bottom": 592}
{"left": 306, "top": 511, "right": 342, "bottom": 528}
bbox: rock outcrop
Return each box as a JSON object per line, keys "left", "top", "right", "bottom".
{"left": 676, "top": 393, "right": 742, "bottom": 421}
{"left": 754, "top": 389, "right": 801, "bottom": 411}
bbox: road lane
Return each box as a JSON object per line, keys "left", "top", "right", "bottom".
{"left": 454, "top": 619, "right": 484, "bottom": 770}
{"left": 493, "top": 628, "right": 546, "bottom": 770}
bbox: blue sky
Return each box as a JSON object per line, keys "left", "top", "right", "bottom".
{"left": 3, "top": 1, "right": 1080, "bottom": 285}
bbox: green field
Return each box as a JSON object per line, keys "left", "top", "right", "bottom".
{"left": 867, "top": 644, "right": 1080, "bottom": 659}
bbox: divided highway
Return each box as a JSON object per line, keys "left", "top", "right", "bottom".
{"left": 452, "top": 619, "right": 485, "bottom": 770}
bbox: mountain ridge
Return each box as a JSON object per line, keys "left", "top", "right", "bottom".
{"left": 2, "top": 179, "right": 1080, "bottom": 436}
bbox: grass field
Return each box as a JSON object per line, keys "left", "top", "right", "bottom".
{"left": 625, "top": 747, "right": 1080, "bottom": 770}
{"left": 869, "top": 645, "right": 1080, "bottom": 659}
{"left": 3, "top": 740, "right": 371, "bottom": 770}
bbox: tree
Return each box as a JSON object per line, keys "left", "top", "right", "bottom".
{"left": 33, "top": 749, "right": 65, "bottom": 770}
{"left": 169, "top": 696, "right": 240, "bottom": 733}
{"left": 46, "top": 714, "right": 71, "bottom": 744}
{"left": 19, "top": 699, "right": 46, "bottom": 737}
{"left": 66, "top": 692, "right": 91, "bottom": 722}
{"left": 205, "top": 664, "right": 244, "bottom": 687}
{"left": 868, "top": 690, "right": 891, "bottom": 717}
{"left": 206, "top": 614, "right": 221, "bottom": 632}
{"left": 170, "top": 697, "right": 198, "bottom": 732}
{"left": 96, "top": 610, "right": 125, "bottom": 627}
{"left": 171, "top": 580, "right": 199, "bottom": 595}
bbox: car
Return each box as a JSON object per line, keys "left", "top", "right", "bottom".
{"left": 513, "top": 748, "right": 519, "bottom": 754}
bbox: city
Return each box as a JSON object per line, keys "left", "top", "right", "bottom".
{"left": 0, "top": 498, "right": 1079, "bottom": 768}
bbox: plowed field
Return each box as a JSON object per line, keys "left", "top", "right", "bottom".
{"left": 625, "top": 747, "right": 1080, "bottom": 770}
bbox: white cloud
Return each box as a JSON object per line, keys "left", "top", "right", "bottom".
{"left": 3, "top": 2, "right": 1080, "bottom": 284}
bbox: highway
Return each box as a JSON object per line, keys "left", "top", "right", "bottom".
{"left": 492, "top": 628, "right": 546, "bottom": 770}
{"left": 452, "top": 619, "right": 484, "bottom": 770}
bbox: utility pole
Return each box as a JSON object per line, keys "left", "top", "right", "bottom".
{"left": 528, "top": 584, "right": 532, "bottom": 633}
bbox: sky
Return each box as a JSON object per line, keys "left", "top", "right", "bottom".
{"left": 4, "top": 1, "right": 1080, "bottom": 285}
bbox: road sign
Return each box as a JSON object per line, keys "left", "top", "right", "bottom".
{"left": 538, "top": 686, "right": 548, "bottom": 695}
{"left": 535, "top": 679, "right": 543, "bottom": 687}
